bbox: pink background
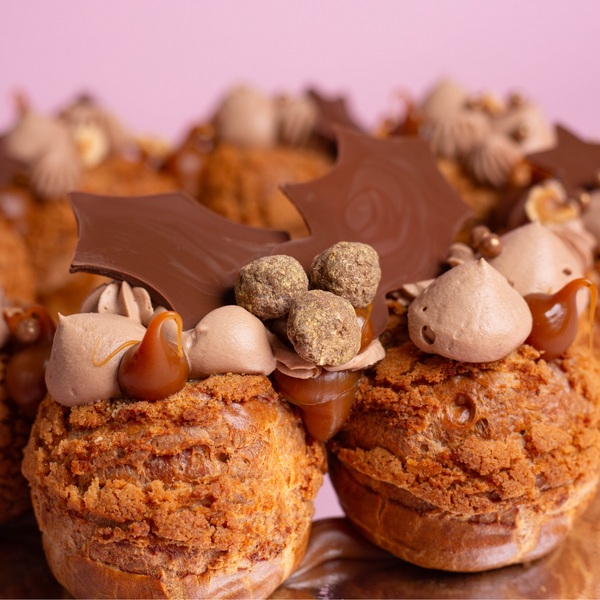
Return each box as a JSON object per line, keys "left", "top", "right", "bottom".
{"left": 2, "top": 0, "right": 599, "bottom": 519}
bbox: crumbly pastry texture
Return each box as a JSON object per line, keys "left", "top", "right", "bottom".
{"left": 23, "top": 375, "right": 325, "bottom": 598}
{"left": 330, "top": 329, "right": 600, "bottom": 571}
{"left": 197, "top": 144, "right": 332, "bottom": 239}
{"left": 0, "top": 355, "right": 33, "bottom": 523}
{"left": 0, "top": 219, "right": 35, "bottom": 303}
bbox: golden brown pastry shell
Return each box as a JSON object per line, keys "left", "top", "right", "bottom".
{"left": 0, "top": 155, "right": 178, "bottom": 315}
{"left": 197, "top": 144, "right": 332, "bottom": 239}
{"left": 23, "top": 375, "right": 326, "bottom": 599}
{"left": 330, "top": 339, "right": 600, "bottom": 572}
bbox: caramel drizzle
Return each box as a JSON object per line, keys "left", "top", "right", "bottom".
{"left": 92, "top": 338, "right": 138, "bottom": 367}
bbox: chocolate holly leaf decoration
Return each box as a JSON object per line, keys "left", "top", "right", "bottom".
{"left": 274, "top": 127, "right": 473, "bottom": 338}
{"left": 527, "top": 125, "right": 600, "bottom": 193}
{"left": 69, "top": 192, "right": 289, "bottom": 330}
{"left": 308, "top": 88, "right": 364, "bottom": 143}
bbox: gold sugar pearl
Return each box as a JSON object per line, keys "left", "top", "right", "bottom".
{"left": 469, "top": 225, "right": 491, "bottom": 249}
{"left": 479, "top": 233, "right": 503, "bottom": 258}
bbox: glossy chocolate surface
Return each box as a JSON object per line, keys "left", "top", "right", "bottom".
{"left": 527, "top": 125, "right": 600, "bottom": 193}
{"left": 69, "top": 192, "right": 289, "bottom": 330}
{"left": 273, "top": 369, "right": 360, "bottom": 441}
{"left": 525, "top": 278, "right": 597, "bottom": 361}
{"left": 308, "top": 89, "right": 364, "bottom": 142}
{"left": 275, "top": 127, "right": 473, "bottom": 338}
{"left": 118, "top": 311, "right": 189, "bottom": 401}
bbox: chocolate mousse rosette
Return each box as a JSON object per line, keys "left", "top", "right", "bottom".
{"left": 0, "top": 288, "right": 55, "bottom": 523}
{"left": 384, "top": 78, "right": 557, "bottom": 221}
{"left": 329, "top": 219, "right": 600, "bottom": 572}
{"left": 163, "top": 86, "right": 366, "bottom": 239}
{"left": 0, "top": 94, "right": 177, "bottom": 314}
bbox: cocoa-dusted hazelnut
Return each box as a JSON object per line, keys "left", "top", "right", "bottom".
{"left": 287, "top": 290, "right": 361, "bottom": 366}
{"left": 235, "top": 255, "right": 308, "bottom": 320}
{"left": 310, "top": 242, "right": 381, "bottom": 308}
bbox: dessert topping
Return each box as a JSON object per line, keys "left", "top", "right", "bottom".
{"left": 427, "top": 111, "right": 490, "bottom": 160}
{"left": 356, "top": 305, "right": 374, "bottom": 352}
{"left": 235, "top": 255, "right": 308, "bottom": 320}
{"left": 180, "top": 305, "right": 276, "bottom": 379}
{"left": 468, "top": 225, "right": 502, "bottom": 258}
{"left": 525, "top": 278, "right": 597, "bottom": 361}
{"left": 118, "top": 311, "right": 189, "bottom": 401}
{"left": 277, "top": 94, "right": 319, "bottom": 147}
{"left": 527, "top": 125, "right": 600, "bottom": 194}
{"left": 70, "top": 130, "right": 472, "bottom": 338}
{"left": 4, "top": 107, "right": 81, "bottom": 198}
{"left": 446, "top": 243, "right": 474, "bottom": 267}
{"left": 58, "top": 95, "right": 130, "bottom": 161}
{"left": 307, "top": 88, "right": 364, "bottom": 143}
{"left": 287, "top": 291, "right": 361, "bottom": 366}
{"left": 408, "top": 259, "right": 532, "bottom": 362}
{"left": 274, "top": 128, "right": 473, "bottom": 337}
{"left": 80, "top": 280, "right": 156, "bottom": 326}
{"left": 416, "top": 80, "right": 555, "bottom": 188}
{"left": 465, "top": 132, "right": 522, "bottom": 188}
{"left": 524, "top": 180, "right": 580, "bottom": 224}
{"left": 487, "top": 222, "right": 583, "bottom": 299}
{"left": 69, "top": 191, "right": 289, "bottom": 330}
{"left": 273, "top": 369, "right": 360, "bottom": 442}
{"left": 493, "top": 102, "right": 557, "bottom": 155}
{"left": 310, "top": 241, "right": 381, "bottom": 308}
{"left": 421, "top": 79, "right": 469, "bottom": 122}
{"left": 214, "top": 86, "right": 278, "bottom": 148}
{"left": 4, "top": 306, "right": 55, "bottom": 418}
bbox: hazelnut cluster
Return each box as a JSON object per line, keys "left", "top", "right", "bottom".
{"left": 235, "top": 242, "right": 381, "bottom": 366}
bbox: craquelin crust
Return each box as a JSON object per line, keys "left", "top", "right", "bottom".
{"left": 329, "top": 333, "right": 600, "bottom": 571}
{"left": 27, "top": 156, "right": 178, "bottom": 298}
{"left": 0, "top": 219, "right": 35, "bottom": 304}
{"left": 0, "top": 355, "right": 33, "bottom": 523}
{"left": 197, "top": 144, "right": 332, "bottom": 239}
{"left": 23, "top": 374, "right": 326, "bottom": 599}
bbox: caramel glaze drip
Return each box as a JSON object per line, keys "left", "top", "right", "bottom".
{"left": 4, "top": 307, "right": 55, "bottom": 419}
{"left": 525, "top": 278, "right": 597, "bottom": 361}
{"left": 118, "top": 311, "right": 189, "bottom": 401}
{"left": 272, "top": 306, "right": 373, "bottom": 441}
{"left": 355, "top": 305, "right": 374, "bottom": 352}
{"left": 274, "top": 369, "right": 360, "bottom": 442}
